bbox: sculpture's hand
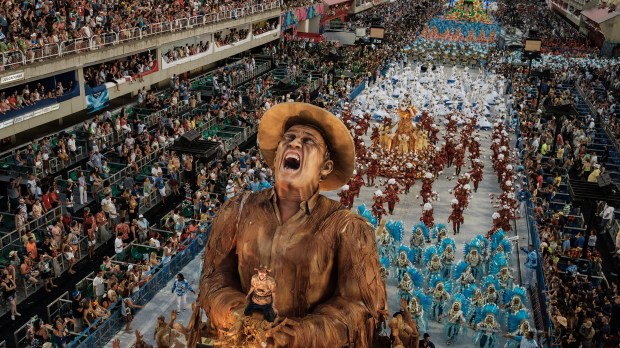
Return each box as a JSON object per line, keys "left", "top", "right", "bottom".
{"left": 265, "top": 318, "right": 300, "bottom": 348}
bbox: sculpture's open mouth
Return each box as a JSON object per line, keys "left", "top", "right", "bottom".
{"left": 283, "top": 151, "right": 301, "bottom": 172}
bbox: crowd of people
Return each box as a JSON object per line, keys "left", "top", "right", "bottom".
{"left": 0, "top": 0, "right": 286, "bottom": 70}
{"left": 494, "top": 0, "right": 597, "bottom": 55}
{"left": 489, "top": 0, "right": 620, "bottom": 346}
{"left": 213, "top": 27, "right": 249, "bottom": 47}
{"left": 252, "top": 18, "right": 279, "bottom": 36}
{"left": 0, "top": 47, "right": 288, "bottom": 347}
{"left": 162, "top": 41, "right": 210, "bottom": 64}
{"left": 84, "top": 50, "right": 156, "bottom": 90}
{"left": 0, "top": 79, "right": 75, "bottom": 115}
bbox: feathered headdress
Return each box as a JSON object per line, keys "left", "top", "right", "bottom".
{"left": 480, "top": 303, "right": 500, "bottom": 320}
{"left": 398, "top": 245, "right": 415, "bottom": 263}
{"left": 508, "top": 309, "right": 530, "bottom": 333}
{"left": 424, "top": 245, "right": 439, "bottom": 264}
{"left": 453, "top": 260, "right": 470, "bottom": 280}
{"left": 440, "top": 237, "right": 456, "bottom": 255}
{"left": 431, "top": 223, "right": 448, "bottom": 239}
{"left": 429, "top": 275, "right": 452, "bottom": 293}
{"left": 412, "top": 222, "right": 430, "bottom": 240}
{"left": 482, "top": 275, "right": 500, "bottom": 292}
{"left": 489, "top": 253, "right": 509, "bottom": 275}
{"left": 387, "top": 220, "right": 405, "bottom": 243}
{"left": 406, "top": 267, "right": 425, "bottom": 288}
{"left": 451, "top": 293, "right": 470, "bottom": 316}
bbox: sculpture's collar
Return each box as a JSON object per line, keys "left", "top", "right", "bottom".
{"left": 269, "top": 188, "right": 321, "bottom": 223}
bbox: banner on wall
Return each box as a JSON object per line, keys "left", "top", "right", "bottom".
{"left": 86, "top": 89, "right": 109, "bottom": 113}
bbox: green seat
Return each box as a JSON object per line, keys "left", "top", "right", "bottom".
{"left": 69, "top": 171, "right": 79, "bottom": 181}
{"left": 86, "top": 283, "right": 94, "bottom": 298}
{"left": 130, "top": 248, "right": 143, "bottom": 262}
{"left": 3, "top": 214, "right": 15, "bottom": 230}
{"left": 111, "top": 185, "right": 121, "bottom": 197}
{"left": 182, "top": 206, "right": 193, "bottom": 218}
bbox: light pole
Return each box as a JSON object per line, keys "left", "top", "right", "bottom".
{"left": 523, "top": 31, "right": 542, "bottom": 77}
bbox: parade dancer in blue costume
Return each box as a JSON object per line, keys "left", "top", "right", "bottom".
{"left": 379, "top": 256, "right": 391, "bottom": 283}
{"left": 474, "top": 304, "right": 501, "bottom": 348}
{"left": 398, "top": 267, "right": 423, "bottom": 302}
{"left": 482, "top": 276, "right": 501, "bottom": 305}
{"left": 440, "top": 238, "right": 456, "bottom": 279}
{"left": 464, "top": 285, "right": 485, "bottom": 328}
{"left": 453, "top": 260, "right": 475, "bottom": 293}
{"left": 489, "top": 252, "right": 512, "bottom": 301}
{"left": 395, "top": 245, "right": 414, "bottom": 282}
{"left": 410, "top": 222, "right": 429, "bottom": 264}
{"left": 444, "top": 293, "right": 468, "bottom": 345}
{"left": 432, "top": 223, "right": 448, "bottom": 246}
{"left": 409, "top": 289, "right": 431, "bottom": 334}
{"left": 503, "top": 287, "right": 527, "bottom": 327}
{"left": 491, "top": 229, "right": 513, "bottom": 267}
{"left": 425, "top": 246, "right": 443, "bottom": 284}
{"left": 429, "top": 276, "right": 451, "bottom": 323}
{"left": 465, "top": 239, "right": 484, "bottom": 281}
{"left": 503, "top": 310, "right": 532, "bottom": 348}
{"left": 376, "top": 225, "right": 394, "bottom": 261}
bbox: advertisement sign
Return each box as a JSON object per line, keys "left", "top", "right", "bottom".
{"left": 86, "top": 89, "right": 109, "bottom": 113}
{"left": 0, "top": 71, "right": 25, "bottom": 84}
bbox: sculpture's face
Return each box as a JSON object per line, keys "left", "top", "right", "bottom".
{"left": 485, "top": 315, "right": 494, "bottom": 324}
{"left": 453, "top": 302, "right": 460, "bottom": 310}
{"left": 258, "top": 270, "right": 267, "bottom": 280}
{"left": 399, "top": 251, "right": 406, "bottom": 260}
{"left": 274, "top": 125, "right": 333, "bottom": 195}
{"left": 403, "top": 273, "right": 411, "bottom": 281}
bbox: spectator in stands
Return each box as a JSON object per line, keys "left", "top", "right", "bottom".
{"left": 19, "top": 254, "right": 39, "bottom": 286}
{"left": 62, "top": 236, "right": 76, "bottom": 274}
{"left": 71, "top": 290, "right": 84, "bottom": 332}
{"left": 1, "top": 268, "right": 20, "bottom": 320}
{"left": 114, "top": 232, "right": 126, "bottom": 261}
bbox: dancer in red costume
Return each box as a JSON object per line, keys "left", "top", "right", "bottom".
{"left": 366, "top": 155, "right": 380, "bottom": 187}
{"left": 403, "top": 163, "right": 416, "bottom": 194}
{"left": 384, "top": 179, "right": 401, "bottom": 215}
{"left": 349, "top": 169, "right": 365, "bottom": 198}
{"left": 371, "top": 126, "right": 380, "bottom": 148}
{"left": 469, "top": 159, "right": 484, "bottom": 192}
{"left": 454, "top": 145, "right": 466, "bottom": 176}
{"left": 443, "top": 137, "right": 456, "bottom": 168}
{"left": 430, "top": 148, "right": 446, "bottom": 178}
{"left": 420, "top": 172, "right": 434, "bottom": 204}
{"left": 421, "top": 202, "right": 435, "bottom": 228}
{"left": 372, "top": 190, "right": 387, "bottom": 222}
{"left": 338, "top": 185, "right": 354, "bottom": 209}
{"left": 448, "top": 198, "right": 464, "bottom": 235}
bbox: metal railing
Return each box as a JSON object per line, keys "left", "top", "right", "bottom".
{"left": 0, "top": 1, "right": 280, "bottom": 70}
{"left": 0, "top": 205, "right": 62, "bottom": 249}
{"left": 0, "top": 50, "right": 25, "bottom": 71}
